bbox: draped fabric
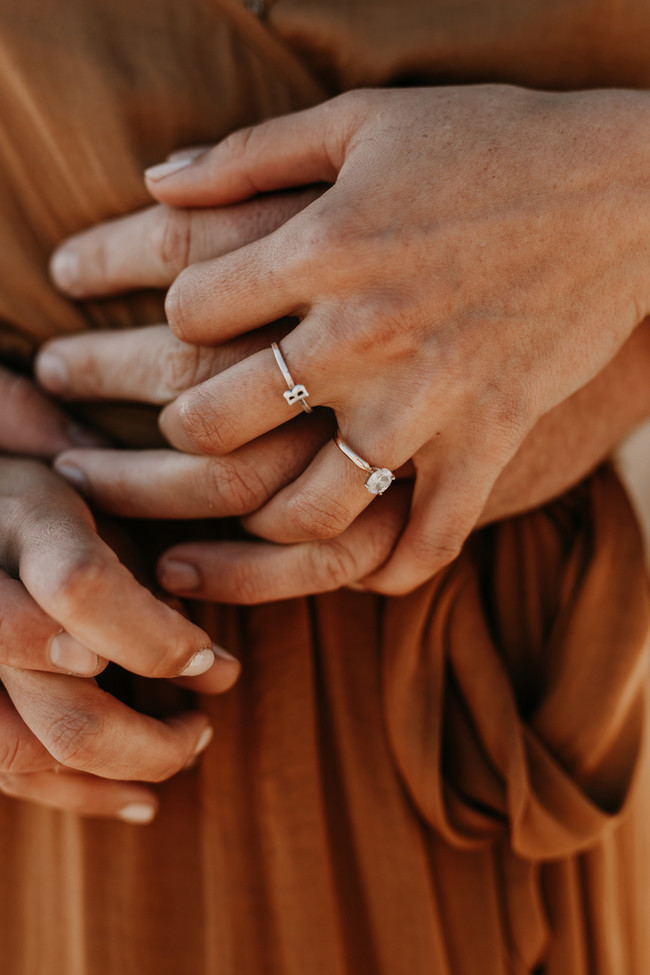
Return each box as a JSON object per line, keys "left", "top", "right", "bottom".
{"left": 0, "top": 0, "right": 649, "bottom": 972}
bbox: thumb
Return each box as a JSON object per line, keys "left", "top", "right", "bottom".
{"left": 143, "top": 97, "right": 355, "bottom": 207}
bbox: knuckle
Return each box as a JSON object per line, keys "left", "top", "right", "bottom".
{"left": 152, "top": 206, "right": 193, "bottom": 277}
{"left": 225, "top": 560, "right": 268, "bottom": 605}
{"left": 172, "top": 390, "right": 232, "bottom": 454}
{"left": 158, "top": 340, "right": 205, "bottom": 399}
{"left": 47, "top": 553, "right": 112, "bottom": 618}
{"left": 207, "top": 459, "right": 268, "bottom": 515}
{"left": 42, "top": 707, "right": 104, "bottom": 768}
{"left": 286, "top": 491, "right": 352, "bottom": 541}
{"left": 310, "top": 538, "right": 359, "bottom": 590}
{"left": 164, "top": 268, "right": 198, "bottom": 339}
{"left": 411, "top": 528, "right": 464, "bottom": 570}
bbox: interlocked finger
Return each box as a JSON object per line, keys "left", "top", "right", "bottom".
{"left": 158, "top": 321, "right": 343, "bottom": 456}
{"left": 0, "top": 667, "right": 213, "bottom": 781}
{"left": 0, "top": 460, "right": 229, "bottom": 680}
{"left": 157, "top": 485, "right": 411, "bottom": 604}
{"left": 36, "top": 323, "right": 291, "bottom": 405}
{"left": 54, "top": 416, "right": 333, "bottom": 519}
{"left": 49, "top": 188, "right": 324, "bottom": 299}
{"left": 0, "top": 571, "right": 105, "bottom": 675}
{"left": 0, "top": 768, "right": 160, "bottom": 823}
{"left": 0, "top": 688, "right": 56, "bottom": 773}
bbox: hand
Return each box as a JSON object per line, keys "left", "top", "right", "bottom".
{"left": 33, "top": 317, "right": 650, "bottom": 601}
{"left": 0, "top": 367, "right": 239, "bottom": 820}
{"left": 48, "top": 85, "right": 650, "bottom": 594}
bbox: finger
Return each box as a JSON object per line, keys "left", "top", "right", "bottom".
{"left": 362, "top": 447, "right": 506, "bottom": 594}
{"left": 0, "top": 571, "right": 105, "bottom": 676}
{"left": 157, "top": 321, "right": 340, "bottom": 454}
{"left": 49, "top": 188, "right": 323, "bottom": 299}
{"left": 0, "top": 365, "right": 105, "bottom": 457}
{"left": 241, "top": 439, "right": 382, "bottom": 544}
{"left": 157, "top": 487, "right": 410, "bottom": 604}
{"left": 35, "top": 322, "right": 290, "bottom": 404}
{"left": 53, "top": 416, "right": 332, "bottom": 519}
{"left": 143, "top": 97, "right": 351, "bottom": 206}
{"left": 0, "top": 769, "right": 160, "bottom": 824}
{"left": 0, "top": 666, "right": 216, "bottom": 781}
{"left": 0, "top": 460, "right": 236, "bottom": 680}
{"left": 0, "top": 688, "right": 56, "bottom": 773}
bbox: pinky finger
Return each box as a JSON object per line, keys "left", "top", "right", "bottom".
{"left": 157, "top": 486, "right": 411, "bottom": 604}
{"left": 0, "top": 768, "right": 160, "bottom": 823}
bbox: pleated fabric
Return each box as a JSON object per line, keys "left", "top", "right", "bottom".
{"left": 0, "top": 1, "right": 649, "bottom": 972}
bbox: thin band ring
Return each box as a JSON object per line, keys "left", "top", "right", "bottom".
{"left": 271, "top": 341, "right": 313, "bottom": 414}
{"left": 334, "top": 430, "right": 395, "bottom": 495}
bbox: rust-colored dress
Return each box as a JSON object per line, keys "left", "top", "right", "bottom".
{"left": 0, "top": 1, "right": 649, "bottom": 972}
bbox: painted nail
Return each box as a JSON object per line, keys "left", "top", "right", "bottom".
{"left": 193, "top": 725, "right": 214, "bottom": 757}
{"left": 159, "top": 559, "right": 201, "bottom": 592}
{"left": 166, "top": 146, "right": 210, "bottom": 163}
{"left": 179, "top": 646, "right": 216, "bottom": 677}
{"left": 144, "top": 158, "right": 194, "bottom": 182}
{"left": 117, "top": 803, "right": 157, "bottom": 825}
{"left": 50, "top": 248, "right": 80, "bottom": 292}
{"left": 36, "top": 352, "right": 69, "bottom": 394}
{"left": 55, "top": 463, "right": 89, "bottom": 495}
{"left": 49, "top": 632, "right": 98, "bottom": 676}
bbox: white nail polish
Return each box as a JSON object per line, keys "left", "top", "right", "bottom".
{"left": 36, "top": 352, "right": 69, "bottom": 393}
{"left": 50, "top": 248, "right": 80, "bottom": 292}
{"left": 179, "top": 646, "right": 216, "bottom": 677}
{"left": 144, "top": 158, "right": 194, "bottom": 182}
{"left": 118, "top": 803, "right": 156, "bottom": 825}
{"left": 193, "top": 726, "right": 214, "bottom": 757}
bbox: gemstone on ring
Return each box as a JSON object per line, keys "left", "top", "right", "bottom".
{"left": 333, "top": 430, "right": 395, "bottom": 495}
{"left": 364, "top": 467, "right": 395, "bottom": 495}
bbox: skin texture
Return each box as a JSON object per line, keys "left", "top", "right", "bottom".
{"left": 0, "top": 366, "right": 239, "bottom": 820}
{"left": 101, "top": 84, "right": 650, "bottom": 596}
{"left": 38, "top": 138, "right": 650, "bottom": 602}
{"left": 14, "top": 82, "right": 650, "bottom": 814}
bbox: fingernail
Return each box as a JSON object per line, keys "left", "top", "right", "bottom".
{"left": 65, "top": 422, "right": 109, "bottom": 448}
{"left": 36, "top": 352, "right": 69, "bottom": 394}
{"left": 144, "top": 158, "right": 194, "bottom": 182}
{"left": 49, "top": 632, "right": 98, "bottom": 676}
{"left": 55, "top": 463, "right": 89, "bottom": 495}
{"left": 193, "top": 725, "right": 214, "bottom": 757}
{"left": 159, "top": 559, "right": 201, "bottom": 592}
{"left": 117, "top": 803, "right": 157, "bottom": 825}
{"left": 179, "top": 645, "right": 216, "bottom": 677}
{"left": 50, "top": 248, "right": 80, "bottom": 293}
{"left": 166, "top": 146, "right": 209, "bottom": 163}
{"left": 212, "top": 643, "right": 238, "bottom": 663}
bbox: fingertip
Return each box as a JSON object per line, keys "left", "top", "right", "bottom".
{"left": 49, "top": 246, "right": 82, "bottom": 297}
{"left": 117, "top": 801, "right": 158, "bottom": 825}
{"left": 35, "top": 347, "right": 70, "bottom": 395}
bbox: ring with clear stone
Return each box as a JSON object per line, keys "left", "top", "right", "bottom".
{"left": 333, "top": 430, "right": 395, "bottom": 495}
{"left": 271, "top": 341, "right": 313, "bottom": 414}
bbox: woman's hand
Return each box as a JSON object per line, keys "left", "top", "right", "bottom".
{"left": 49, "top": 85, "right": 650, "bottom": 594}
{"left": 0, "top": 366, "right": 239, "bottom": 820}
{"left": 35, "top": 316, "right": 650, "bottom": 600}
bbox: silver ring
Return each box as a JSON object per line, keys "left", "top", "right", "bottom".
{"left": 334, "top": 430, "right": 395, "bottom": 495}
{"left": 271, "top": 341, "right": 313, "bottom": 414}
